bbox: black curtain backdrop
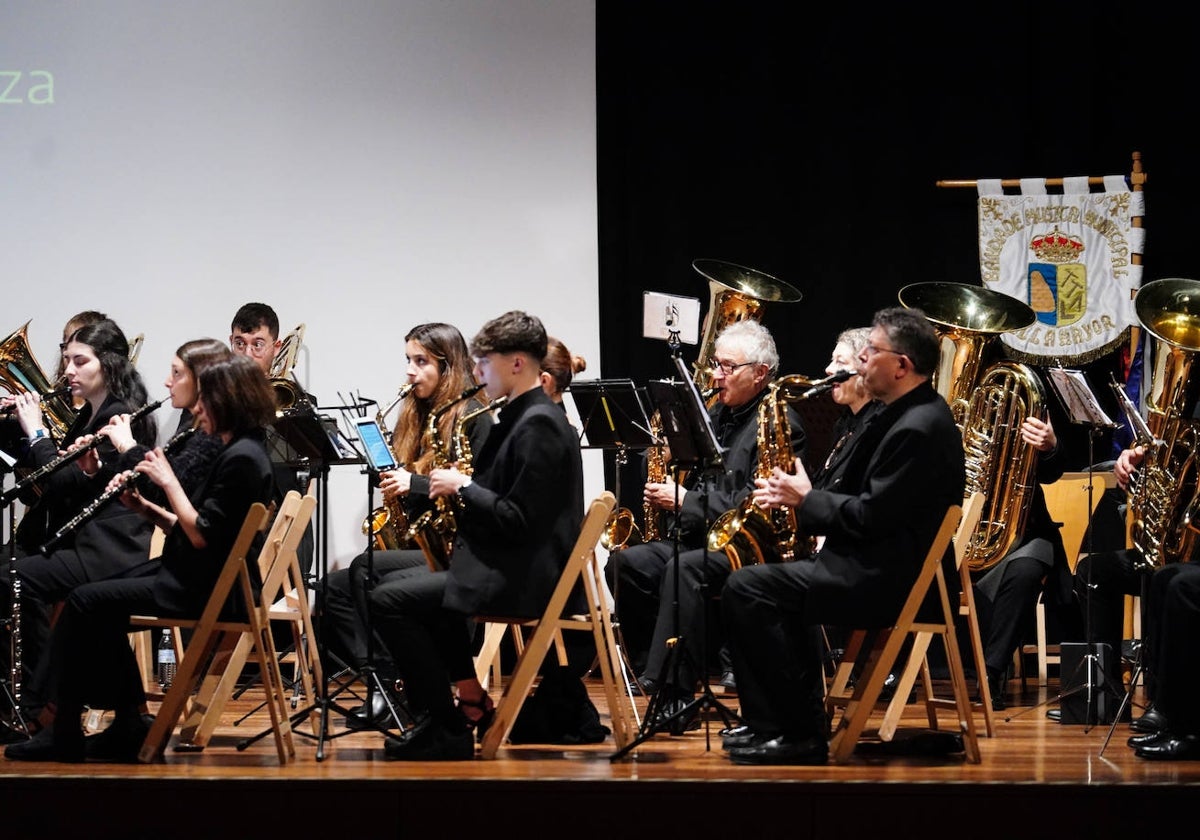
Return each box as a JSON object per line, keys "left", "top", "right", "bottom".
{"left": 596, "top": 2, "right": 1193, "bottom": 506}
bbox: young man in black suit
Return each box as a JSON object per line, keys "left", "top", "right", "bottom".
{"left": 720, "top": 306, "right": 965, "bottom": 765}
{"left": 370, "top": 310, "right": 584, "bottom": 761}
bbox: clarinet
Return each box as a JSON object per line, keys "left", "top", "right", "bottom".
{"left": 38, "top": 424, "right": 197, "bottom": 554}
{"left": 0, "top": 397, "right": 166, "bottom": 507}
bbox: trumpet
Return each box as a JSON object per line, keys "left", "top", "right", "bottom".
{"left": 0, "top": 397, "right": 166, "bottom": 506}
{"left": 39, "top": 425, "right": 198, "bottom": 554}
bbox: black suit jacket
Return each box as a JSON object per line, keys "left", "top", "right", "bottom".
{"left": 15, "top": 394, "right": 156, "bottom": 564}
{"left": 443, "top": 386, "right": 584, "bottom": 618}
{"left": 152, "top": 430, "right": 274, "bottom": 615}
{"left": 800, "top": 381, "right": 965, "bottom": 627}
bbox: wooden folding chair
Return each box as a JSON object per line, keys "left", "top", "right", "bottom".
{"left": 876, "top": 492, "right": 990, "bottom": 739}
{"left": 169, "top": 490, "right": 320, "bottom": 750}
{"left": 133, "top": 490, "right": 313, "bottom": 763}
{"left": 475, "top": 491, "right": 636, "bottom": 759}
{"left": 825, "top": 501, "right": 982, "bottom": 764}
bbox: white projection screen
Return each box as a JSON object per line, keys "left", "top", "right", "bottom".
{"left": 1, "top": 1, "right": 601, "bottom": 568}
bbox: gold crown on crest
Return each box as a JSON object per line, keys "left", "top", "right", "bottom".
{"left": 1030, "top": 227, "right": 1084, "bottom": 263}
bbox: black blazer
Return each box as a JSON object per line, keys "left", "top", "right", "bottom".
{"left": 800, "top": 381, "right": 966, "bottom": 627}
{"left": 15, "top": 393, "right": 155, "bottom": 560}
{"left": 443, "top": 386, "right": 584, "bottom": 618}
{"left": 152, "top": 430, "right": 274, "bottom": 616}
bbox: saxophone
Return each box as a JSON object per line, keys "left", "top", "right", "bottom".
{"left": 706, "top": 375, "right": 811, "bottom": 570}
{"left": 407, "top": 387, "right": 504, "bottom": 571}
{"left": 642, "top": 411, "right": 665, "bottom": 542}
{"left": 600, "top": 411, "right": 665, "bottom": 550}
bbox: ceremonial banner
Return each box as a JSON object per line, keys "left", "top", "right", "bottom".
{"left": 977, "top": 175, "right": 1144, "bottom": 364}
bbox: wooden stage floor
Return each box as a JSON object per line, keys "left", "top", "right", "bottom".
{"left": 3, "top": 675, "right": 1198, "bottom": 839}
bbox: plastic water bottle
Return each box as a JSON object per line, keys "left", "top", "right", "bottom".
{"left": 157, "top": 628, "right": 177, "bottom": 691}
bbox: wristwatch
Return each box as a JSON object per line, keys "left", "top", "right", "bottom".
{"left": 457, "top": 477, "right": 472, "bottom": 498}
{"left": 29, "top": 429, "right": 47, "bottom": 442}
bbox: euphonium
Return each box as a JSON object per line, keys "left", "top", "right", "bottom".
{"left": 706, "top": 374, "right": 813, "bottom": 570}
{"left": 361, "top": 383, "right": 416, "bottom": 550}
{"left": 898, "top": 282, "right": 1038, "bottom": 426}
{"left": 0, "top": 320, "right": 78, "bottom": 444}
{"left": 1112, "top": 278, "right": 1200, "bottom": 570}
{"left": 690, "top": 259, "right": 802, "bottom": 403}
{"left": 958, "top": 361, "right": 1046, "bottom": 572}
{"left": 899, "top": 282, "right": 1044, "bottom": 573}
{"left": 406, "top": 385, "right": 499, "bottom": 571}
{"left": 601, "top": 411, "right": 666, "bottom": 551}
{"left": 269, "top": 323, "right": 310, "bottom": 413}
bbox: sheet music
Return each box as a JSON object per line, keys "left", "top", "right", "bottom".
{"left": 1047, "top": 368, "right": 1117, "bottom": 428}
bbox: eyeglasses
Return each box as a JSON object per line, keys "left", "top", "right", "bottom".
{"left": 231, "top": 338, "right": 271, "bottom": 355}
{"left": 709, "top": 359, "right": 756, "bottom": 375}
{"left": 861, "top": 344, "right": 908, "bottom": 361}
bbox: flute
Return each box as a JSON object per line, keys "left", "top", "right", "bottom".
{"left": 39, "top": 424, "right": 197, "bottom": 554}
{"left": 0, "top": 397, "right": 166, "bottom": 506}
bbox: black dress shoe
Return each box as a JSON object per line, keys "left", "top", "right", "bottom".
{"left": 85, "top": 713, "right": 154, "bottom": 762}
{"left": 383, "top": 718, "right": 474, "bottom": 761}
{"left": 720, "top": 725, "right": 763, "bottom": 750}
{"left": 346, "top": 689, "right": 409, "bottom": 731}
{"left": 1046, "top": 708, "right": 1062, "bottom": 722}
{"left": 637, "top": 675, "right": 660, "bottom": 697}
{"left": 651, "top": 695, "right": 700, "bottom": 735}
{"left": 718, "top": 670, "right": 737, "bottom": 691}
{"left": 728, "top": 734, "right": 828, "bottom": 766}
{"left": 1130, "top": 704, "right": 1167, "bottom": 734}
{"left": 1135, "top": 733, "right": 1200, "bottom": 761}
{"left": 1128, "top": 731, "right": 1168, "bottom": 749}
{"left": 3, "top": 724, "right": 84, "bottom": 763}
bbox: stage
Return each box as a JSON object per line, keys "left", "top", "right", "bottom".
{"left": 3, "top": 676, "right": 1198, "bottom": 839}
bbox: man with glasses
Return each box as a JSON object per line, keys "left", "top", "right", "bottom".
{"left": 230, "top": 302, "right": 284, "bottom": 375}
{"left": 605, "top": 319, "right": 807, "bottom": 733}
{"left": 720, "top": 306, "right": 964, "bottom": 765}
{"left": 228, "top": 302, "right": 315, "bottom": 579}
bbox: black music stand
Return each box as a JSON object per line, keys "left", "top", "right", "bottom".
{"left": 1007, "top": 367, "right": 1124, "bottom": 729}
{"left": 235, "top": 402, "right": 413, "bottom": 759}
{"left": 568, "top": 379, "right": 657, "bottom": 703}
{"left": 611, "top": 353, "right": 738, "bottom": 760}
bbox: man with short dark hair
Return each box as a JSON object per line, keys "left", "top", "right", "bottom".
{"left": 229, "top": 302, "right": 282, "bottom": 376}
{"left": 721, "top": 306, "right": 965, "bottom": 765}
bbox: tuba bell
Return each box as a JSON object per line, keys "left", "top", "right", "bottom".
{"left": 1114, "top": 278, "right": 1200, "bottom": 569}
{"left": 899, "top": 282, "right": 1045, "bottom": 572}
{"left": 0, "top": 321, "right": 78, "bottom": 444}
{"left": 269, "top": 323, "right": 309, "bottom": 413}
{"left": 691, "top": 259, "right": 802, "bottom": 401}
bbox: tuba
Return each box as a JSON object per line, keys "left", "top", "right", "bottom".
{"left": 361, "top": 383, "right": 416, "bottom": 550}
{"left": 691, "top": 259, "right": 803, "bottom": 402}
{"left": 0, "top": 321, "right": 78, "bottom": 444}
{"left": 269, "top": 323, "right": 309, "bottom": 413}
{"left": 706, "top": 374, "right": 817, "bottom": 570}
{"left": 1113, "top": 278, "right": 1200, "bottom": 569}
{"left": 899, "top": 282, "right": 1045, "bottom": 572}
